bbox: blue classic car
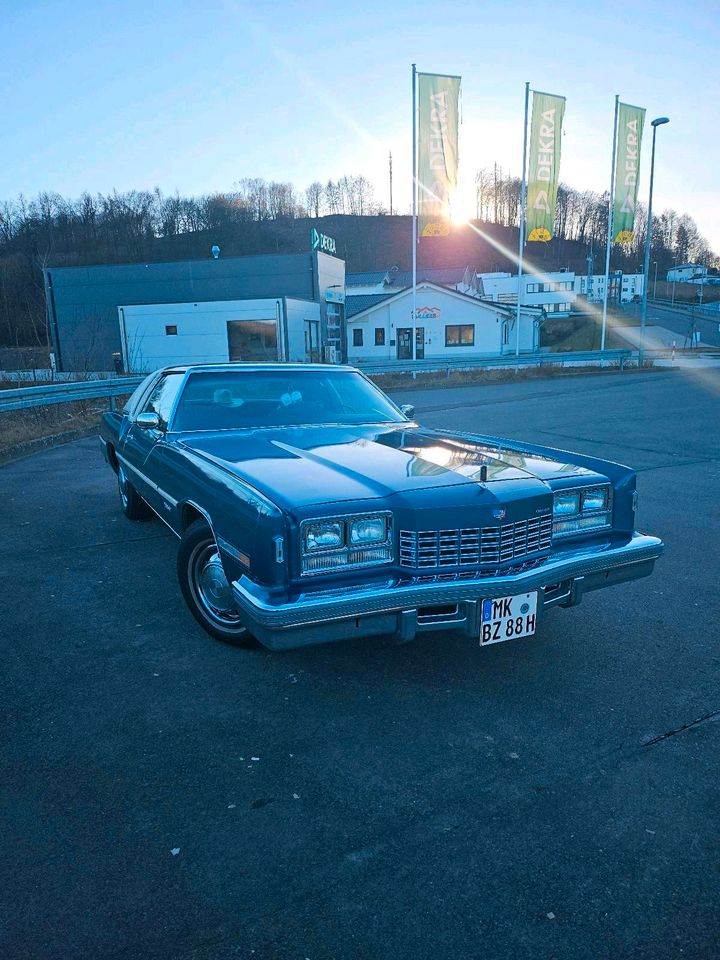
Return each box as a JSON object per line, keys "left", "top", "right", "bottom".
{"left": 100, "top": 363, "right": 663, "bottom": 650}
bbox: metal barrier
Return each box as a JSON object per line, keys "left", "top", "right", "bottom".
{"left": 356, "top": 349, "right": 633, "bottom": 376}
{"left": 648, "top": 297, "right": 720, "bottom": 315}
{"left": 0, "top": 376, "right": 144, "bottom": 413}
{"left": 0, "top": 349, "right": 664, "bottom": 412}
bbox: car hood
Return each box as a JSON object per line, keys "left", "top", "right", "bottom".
{"left": 177, "top": 424, "right": 600, "bottom": 510}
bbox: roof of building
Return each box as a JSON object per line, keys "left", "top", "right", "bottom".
{"left": 346, "top": 281, "right": 543, "bottom": 322}
{"left": 346, "top": 266, "right": 472, "bottom": 288}
{"left": 345, "top": 293, "right": 396, "bottom": 318}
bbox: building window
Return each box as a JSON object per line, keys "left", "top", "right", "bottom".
{"left": 165, "top": 325, "right": 178, "bottom": 336}
{"left": 527, "top": 282, "right": 539, "bottom": 293}
{"left": 353, "top": 328, "right": 363, "bottom": 347}
{"left": 374, "top": 327, "right": 385, "bottom": 346}
{"left": 445, "top": 324, "right": 475, "bottom": 346}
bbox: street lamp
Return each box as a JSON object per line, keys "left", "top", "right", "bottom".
{"left": 652, "top": 261, "right": 658, "bottom": 299}
{"left": 639, "top": 117, "right": 670, "bottom": 365}
{"left": 671, "top": 256, "right": 677, "bottom": 305}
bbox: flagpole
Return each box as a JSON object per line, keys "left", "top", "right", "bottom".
{"left": 515, "top": 82, "right": 530, "bottom": 356}
{"left": 601, "top": 95, "right": 619, "bottom": 353}
{"left": 411, "top": 63, "right": 417, "bottom": 361}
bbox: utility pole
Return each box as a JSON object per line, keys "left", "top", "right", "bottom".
{"left": 389, "top": 151, "right": 393, "bottom": 216}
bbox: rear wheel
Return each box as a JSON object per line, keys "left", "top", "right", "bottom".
{"left": 117, "top": 464, "right": 153, "bottom": 521}
{"left": 177, "top": 519, "right": 256, "bottom": 647}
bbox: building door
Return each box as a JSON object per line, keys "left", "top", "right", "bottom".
{"left": 397, "top": 328, "right": 413, "bottom": 360}
{"left": 304, "top": 320, "right": 321, "bottom": 362}
{"left": 415, "top": 327, "right": 425, "bottom": 360}
{"left": 227, "top": 320, "right": 278, "bottom": 362}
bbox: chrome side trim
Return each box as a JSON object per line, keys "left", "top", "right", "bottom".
{"left": 145, "top": 502, "right": 182, "bottom": 539}
{"left": 217, "top": 535, "right": 250, "bottom": 567}
{"left": 116, "top": 453, "right": 179, "bottom": 508}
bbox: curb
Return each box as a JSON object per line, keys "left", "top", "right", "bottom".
{"left": 0, "top": 426, "right": 97, "bottom": 466}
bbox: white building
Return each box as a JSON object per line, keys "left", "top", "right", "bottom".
{"left": 479, "top": 270, "right": 644, "bottom": 310}
{"left": 478, "top": 271, "right": 576, "bottom": 313}
{"left": 118, "top": 298, "right": 322, "bottom": 372}
{"left": 667, "top": 263, "right": 708, "bottom": 283}
{"left": 576, "top": 272, "right": 644, "bottom": 303}
{"left": 346, "top": 281, "right": 541, "bottom": 364}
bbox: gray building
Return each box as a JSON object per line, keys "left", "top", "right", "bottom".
{"left": 45, "top": 250, "right": 345, "bottom": 371}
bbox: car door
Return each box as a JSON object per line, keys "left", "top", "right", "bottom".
{"left": 119, "top": 372, "right": 185, "bottom": 509}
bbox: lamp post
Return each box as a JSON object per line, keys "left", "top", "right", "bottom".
{"left": 652, "top": 261, "right": 658, "bottom": 299}
{"left": 671, "top": 256, "right": 677, "bottom": 305}
{"left": 639, "top": 117, "right": 670, "bottom": 365}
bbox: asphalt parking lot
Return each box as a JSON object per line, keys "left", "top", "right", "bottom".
{"left": 2, "top": 368, "right": 719, "bottom": 960}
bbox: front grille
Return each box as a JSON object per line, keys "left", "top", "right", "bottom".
{"left": 398, "top": 557, "right": 547, "bottom": 586}
{"left": 399, "top": 514, "right": 553, "bottom": 570}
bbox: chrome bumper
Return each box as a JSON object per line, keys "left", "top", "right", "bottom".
{"left": 231, "top": 533, "right": 663, "bottom": 650}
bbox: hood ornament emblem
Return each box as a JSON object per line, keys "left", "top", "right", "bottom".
{"left": 492, "top": 508, "right": 506, "bottom": 520}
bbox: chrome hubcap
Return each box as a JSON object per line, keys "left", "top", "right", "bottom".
{"left": 189, "top": 542, "right": 245, "bottom": 630}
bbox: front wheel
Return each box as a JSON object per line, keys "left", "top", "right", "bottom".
{"left": 177, "top": 519, "right": 257, "bottom": 647}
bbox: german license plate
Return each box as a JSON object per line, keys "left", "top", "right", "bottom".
{"left": 480, "top": 592, "right": 538, "bottom": 646}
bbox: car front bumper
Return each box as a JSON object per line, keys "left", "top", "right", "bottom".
{"left": 231, "top": 533, "right": 663, "bottom": 650}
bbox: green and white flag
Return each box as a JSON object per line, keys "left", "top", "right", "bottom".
{"left": 613, "top": 102, "right": 645, "bottom": 244}
{"left": 526, "top": 91, "right": 565, "bottom": 242}
{"left": 417, "top": 72, "right": 461, "bottom": 237}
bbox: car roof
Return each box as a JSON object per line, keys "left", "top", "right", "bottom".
{"left": 160, "top": 363, "right": 356, "bottom": 375}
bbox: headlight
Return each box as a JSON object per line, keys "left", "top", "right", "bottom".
{"left": 300, "top": 513, "right": 393, "bottom": 575}
{"left": 582, "top": 487, "right": 608, "bottom": 512}
{"left": 553, "top": 492, "right": 580, "bottom": 516}
{"left": 304, "top": 521, "right": 343, "bottom": 551}
{"left": 350, "top": 517, "right": 387, "bottom": 544}
{"left": 552, "top": 485, "right": 612, "bottom": 539}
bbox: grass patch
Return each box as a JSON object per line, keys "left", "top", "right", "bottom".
{"left": 372, "top": 360, "right": 655, "bottom": 393}
{"left": 0, "top": 385, "right": 131, "bottom": 460}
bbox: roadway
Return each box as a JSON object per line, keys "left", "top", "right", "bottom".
{"left": 2, "top": 367, "right": 719, "bottom": 960}
{"left": 621, "top": 300, "right": 720, "bottom": 349}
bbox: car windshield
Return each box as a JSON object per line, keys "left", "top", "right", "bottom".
{"left": 170, "top": 369, "right": 406, "bottom": 431}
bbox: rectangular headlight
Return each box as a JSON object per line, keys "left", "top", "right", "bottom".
{"left": 300, "top": 513, "right": 393, "bottom": 575}
{"left": 304, "top": 521, "right": 343, "bottom": 551}
{"left": 553, "top": 485, "right": 612, "bottom": 539}
{"left": 349, "top": 516, "right": 387, "bottom": 545}
{"left": 582, "top": 487, "right": 608, "bottom": 512}
{"left": 553, "top": 492, "right": 580, "bottom": 517}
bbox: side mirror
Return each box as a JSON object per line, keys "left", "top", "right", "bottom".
{"left": 400, "top": 404, "right": 416, "bottom": 419}
{"left": 136, "top": 411, "right": 161, "bottom": 431}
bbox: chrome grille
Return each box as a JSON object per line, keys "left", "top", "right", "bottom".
{"left": 399, "top": 513, "right": 553, "bottom": 570}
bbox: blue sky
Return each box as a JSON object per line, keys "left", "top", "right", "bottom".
{"left": 2, "top": 0, "right": 718, "bottom": 249}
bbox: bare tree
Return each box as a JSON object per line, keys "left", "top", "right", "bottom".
{"left": 305, "top": 182, "right": 323, "bottom": 218}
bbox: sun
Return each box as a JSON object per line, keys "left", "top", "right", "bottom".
{"left": 449, "top": 179, "right": 477, "bottom": 224}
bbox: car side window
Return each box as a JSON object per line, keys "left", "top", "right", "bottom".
{"left": 139, "top": 373, "right": 185, "bottom": 430}
{"left": 122, "top": 371, "right": 160, "bottom": 416}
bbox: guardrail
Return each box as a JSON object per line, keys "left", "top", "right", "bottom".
{"left": 0, "top": 347, "right": 696, "bottom": 413}
{"left": 648, "top": 297, "right": 720, "bottom": 315}
{"left": 357, "top": 349, "right": 633, "bottom": 376}
{"left": 0, "top": 376, "right": 144, "bottom": 413}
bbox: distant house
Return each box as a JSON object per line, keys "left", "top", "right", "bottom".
{"left": 346, "top": 281, "right": 542, "bottom": 363}
{"left": 667, "top": 263, "right": 708, "bottom": 283}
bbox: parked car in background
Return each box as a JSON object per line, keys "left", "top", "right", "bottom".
{"left": 99, "top": 364, "right": 663, "bottom": 650}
